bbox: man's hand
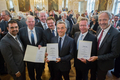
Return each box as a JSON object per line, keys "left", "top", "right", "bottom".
{"left": 56, "top": 58, "right": 61, "bottom": 63}
{"left": 0, "top": 28, "right": 2, "bottom": 34}
{"left": 38, "top": 45, "right": 42, "bottom": 49}
{"left": 45, "top": 52, "right": 49, "bottom": 62}
{"left": 15, "top": 71, "right": 21, "bottom": 77}
{"left": 78, "top": 58, "right": 87, "bottom": 64}
{"left": 88, "top": 56, "right": 98, "bottom": 62}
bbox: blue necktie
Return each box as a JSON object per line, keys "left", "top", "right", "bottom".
{"left": 59, "top": 38, "right": 62, "bottom": 54}
{"left": 31, "top": 30, "right": 35, "bottom": 45}
{"left": 52, "top": 30, "right": 55, "bottom": 37}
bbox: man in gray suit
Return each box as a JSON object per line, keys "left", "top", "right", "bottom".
{"left": 57, "top": 12, "right": 70, "bottom": 35}
{"left": 88, "top": 11, "right": 120, "bottom": 80}
{"left": 0, "top": 20, "right": 25, "bottom": 80}
{"left": 46, "top": 21, "right": 75, "bottom": 80}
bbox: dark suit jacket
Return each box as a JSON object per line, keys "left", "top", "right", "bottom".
{"left": 71, "top": 23, "right": 80, "bottom": 37}
{"left": 51, "top": 35, "right": 75, "bottom": 71}
{"left": 90, "top": 21, "right": 99, "bottom": 31}
{"left": 43, "top": 28, "right": 57, "bottom": 46}
{"left": 96, "top": 26, "right": 120, "bottom": 71}
{"left": 0, "top": 33, "right": 24, "bottom": 74}
{"left": 19, "top": 18, "right": 27, "bottom": 27}
{"left": 19, "top": 27, "right": 44, "bottom": 50}
{"left": 74, "top": 32, "right": 97, "bottom": 70}
{"left": 35, "top": 22, "right": 44, "bottom": 30}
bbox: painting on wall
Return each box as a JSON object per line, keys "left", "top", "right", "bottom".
{"left": 98, "top": 0, "right": 108, "bottom": 11}
{"left": 48, "top": 0, "right": 58, "bottom": 11}
{"left": 18, "top": 0, "right": 30, "bottom": 12}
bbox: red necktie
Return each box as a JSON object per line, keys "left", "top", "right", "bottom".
{"left": 97, "top": 30, "right": 104, "bottom": 50}
{"left": 114, "top": 22, "right": 116, "bottom": 28}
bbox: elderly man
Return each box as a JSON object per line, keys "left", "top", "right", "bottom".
{"left": 36, "top": 11, "right": 48, "bottom": 30}
{"left": 46, "top": 21, "right": 75, "bottom": 80}
{"left": 0, "top": 20, "right": 25, "bottom": 80}
{"left": 88, "top": 11, "right": 120, "bottom": 80}
{"left": 19, "top": 15, "right": 44, "bottom": 80}
{"left": 57, "top": 12, "right": 70, "bottom": 35}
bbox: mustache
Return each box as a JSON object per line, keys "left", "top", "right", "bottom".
{"left": 12, "top": 30, "right": 18, "bottom": 32}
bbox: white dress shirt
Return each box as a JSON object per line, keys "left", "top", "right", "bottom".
{"left": 27, "top": 27, "right": 37, "bottom": 45}
{"left": 97, "top": 26, "right": 111, "bottom": 47}
{"left": 41, "top": 21, "right": 48, "bottom": 30}
{"left": 50, "top": 27, "right": 57, "bottom": 36}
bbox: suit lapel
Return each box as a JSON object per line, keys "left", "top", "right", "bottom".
{"left": 7, "top": 34, "right": 23, "bottom": 51}
{"left": 83, "top": 32, "right": 89, "bottom": 40}
{"left": 61, "top": 36, "right": 67, "bottom": 53}
{"left": 25, "top": 28, "right": 31, "bottom": 44}
{"left": 75, "top": 32, "right": 80, "bottom": 43}
{"left": 99, "top": 27, "right": 112, "bottom": 50}
{"left": 35, "top": 27, "right": 39, "bottom": 45}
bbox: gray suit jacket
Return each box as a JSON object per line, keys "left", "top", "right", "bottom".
{"left": 57, "top": 19, "right": 70, "bottom": 34}
{"left": 0, "top": 33, "right": 24, "bottom": 74}
{"left": 96, "top": 26, "right": 120, "bottom": 71}
{"left": 51, "top": 35, "right": 75, "bottom": 71}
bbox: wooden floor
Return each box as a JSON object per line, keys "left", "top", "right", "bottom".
{"left": 0, "top": 59, "right": 120, "bottom": 80}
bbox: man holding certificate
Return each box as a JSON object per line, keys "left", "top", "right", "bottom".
{"left": 46, "top": 21, "right": 75, "bottom": 80}
{"left": 74, "top": 17, "right": 97, "bottom": 80}
{"left": 19, "top": 15, "right": 44, "bottom": 80}
{"left": 88, "top": 11, "right": 120, "bottom": 80}
{"left": 43, "top": 16, "right": 58, "bottom": 80}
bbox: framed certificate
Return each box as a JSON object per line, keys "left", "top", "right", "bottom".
{"left": 77, "top": 41, "right": 92, "bottom": 59}
{"left": 47, "top": 43, "right": 58, "bottom": 61}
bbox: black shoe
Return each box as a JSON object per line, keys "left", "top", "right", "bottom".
{"left": 111, "top": 71, "right": 120, "bottom": 78}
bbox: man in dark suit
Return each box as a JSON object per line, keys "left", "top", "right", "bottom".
{"left": 0, "top": 20, "right": 25, "bottom": 80}
{"left": 36, "top": 11, "right": 48, "bottom": 30}
{"left": 88, "top": 11, "right": 120, "bottom": 80}
{"left": 71, "top": 23, "right": 80, "bottom": 37}
{"left": 43, "top": 16, "right": 57, "bottom": 80}
{"left": 46, "top": 21, "right": 75, "bottom": 80}
{"left": 74, "top": 17, "right": 97, "bottom": 80}
{"left": 19, "top": 15, "right": 44, "bottom": 80}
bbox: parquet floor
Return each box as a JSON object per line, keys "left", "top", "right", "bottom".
{"left": 0, "top": 59, "right": 120, "bottom": 80}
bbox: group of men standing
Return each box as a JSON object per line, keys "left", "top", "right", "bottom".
{"left": 0, "top": 10, "right": 120, "bottom": 80}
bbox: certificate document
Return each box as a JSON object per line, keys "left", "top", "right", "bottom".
{"left": 77, "top": 41, "right": 92, "bottom": 59}
{"left": 47, "top": 43, "right": 58, "bottom": 61}
{"left": 24, "top": 45, "right": 46, "bottom": 63}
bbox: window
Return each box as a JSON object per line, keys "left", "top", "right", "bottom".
{"left": 87, "top": 0, "right": 95, "bottom": 14}
{"left": 9, "top": 1, "right": 14, "bottom": 8}
{"left": 78, "top": 2, "right": 81, "bottom": 12}
{"left": 62, "top": 0, "right": 68, "bottom": 8}
{"left": 113, "top": 0, "right": 120, "bottom": 15}
{"left": 66, "top": 0, "right": 68, "bottom": 8}
{"left": 62, "top": 0, "right": 64, "bottom": 8}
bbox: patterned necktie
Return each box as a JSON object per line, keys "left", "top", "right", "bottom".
{"left": 97, "top": 30, "right": 104, "bottom": 50}
{"left": 52, "top": 30, "right": 55, "bottom": 37}
{"left": 15, "top": 36, "right": 23, "bottom": 51}
{"left": 59, "top": 38, "right": 62, "bottom": 53}
{"left": 114, "top": 22, "right": 116, "bottom": 28}
{"left": 31, "top": 30, "right": 35, "bottom": 45}
{"left": 77, "top": 34, "right": 83, "bottom": 50}
{"left": 44, "top": 23, "right": 47, "bottom": 30}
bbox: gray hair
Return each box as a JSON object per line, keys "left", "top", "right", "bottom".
{"left": 17, "top": 12, "right": 25, "bottom": 18}
{"left": 1, "top": 10, "right": 11, "bottom": 17}
{"left": 98, "top": 11, "right": 112, "bottom": 20}
{"left": 57, "top": 21, "right": 67, "bottom": 28}
{"left": 38, "top": 11, "right": 47, "bottom": 17}
{"left": 61, "top": 12, "right": 67, "bottom": 17}
{"left": 92, "top": 15, "right": 98, "bottom": 22}
{"left": 79, "top": 17, "right": 89, "bottom": 25}
{"left": 26, "top": 15, "right": 35, "bottom": 21}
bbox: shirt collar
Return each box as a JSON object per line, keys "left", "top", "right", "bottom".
{"left": 58, "top": 34, "right": 66, "bottom": 40}
{"left": 81, "top": 31, "right": 88, "bottom": 36}
{"left": 27, "top": 27, "right": 35, "bottom": 32}
{"left": 8, "top": 18, "right": 11, "bottom": 22}
{"left": 8, "top": 32, "right": 17, "bottom": 39}
{"left": 50, "top": 26, "right": 56, "bottom": 32}
{"left": 102, "top": 25, "right": 111, "bottom": 32}
{"left": 41, "top": 21, "right": 46, "bottom": 25}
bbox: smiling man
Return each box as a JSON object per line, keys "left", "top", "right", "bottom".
{"left": 74, "top": 17, "right": 97, "bottom": 80}
{"left": 88, "top": 11, "right": 120, "bottom": 80}
{"left": 0, "top": 20, "right": 25, "bottom": 80}
{"left": 46, "top": 21, "right": 75, "bottom": 80}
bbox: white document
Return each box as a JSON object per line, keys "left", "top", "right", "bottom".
{"left": 77, "top": 41, "right": 92, "bottom": 59}
{"left": 47, "top": 43, "right": 58, "bottom": 61}
{"left": 24, "top": 45, "right": 46, "bottom": 63}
